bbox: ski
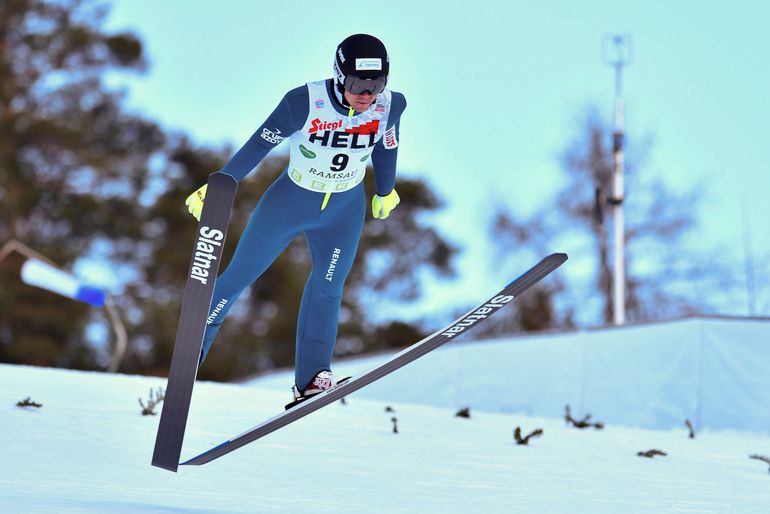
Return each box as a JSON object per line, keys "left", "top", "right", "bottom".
{"left": 152, "top": 172, "right": 238, "bottom": 472}
{"left": 181, "top": 252, "right": 568, "bottom": 467}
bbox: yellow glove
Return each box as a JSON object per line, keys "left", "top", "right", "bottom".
{"left": 371, "top": 189, "right": 400, "bottom": 219}
{"left": 185, "top": 184, "right": 207, "bottom": 221}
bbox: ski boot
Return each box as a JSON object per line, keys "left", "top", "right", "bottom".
{"left": 285, "top": 370, "right": 350, "bottom": 410}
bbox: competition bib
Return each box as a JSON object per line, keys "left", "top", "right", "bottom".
{"left": 288, "top": 81, "right": 391, "bottom": 193}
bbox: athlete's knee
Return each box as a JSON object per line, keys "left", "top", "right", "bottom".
{"left": 309, "top": 281, "right": 345, "bottom": 302}
{"left": 314, "top": 264, "right": 352, "bottom": 295}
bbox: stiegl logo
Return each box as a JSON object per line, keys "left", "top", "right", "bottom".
{"left": 190, "top": 226, "right": 224, "bottom": 285}
{"left": 441, "top": 295, "right": 514, "bottom": 338}
{"left": 309, "top": 119, "right": 344, "bottom": 133}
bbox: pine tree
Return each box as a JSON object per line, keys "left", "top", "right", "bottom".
{"left": 0, "top": 0, "right": 164, "bottom": 368}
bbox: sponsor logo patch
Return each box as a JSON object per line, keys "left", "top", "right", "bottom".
{"left": 315, "top": 99, "right": 325, "bottom": 109}
{"left": 207, "top": 298, "right": 228, "bottom": 325}
{"left": 260, "top": 127, "right": 284, "bottom": 144}
{"left": 326, "top": 248, "right": 341, "bottom": 282}
{"left": 309, "top": 118, "right": 344, "bottom": 133}
{"left": 383, "top": 126, "right": 398, "bottom": 149}
{"left": 356, "top": 58, "right": 382, "bottom": 71}
{"left": 299, "top": 144, "right": 316, "bottom": 158}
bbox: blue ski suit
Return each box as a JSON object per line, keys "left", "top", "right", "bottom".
{"left": 200, "top": 79, "right": 406, "bottom": 390}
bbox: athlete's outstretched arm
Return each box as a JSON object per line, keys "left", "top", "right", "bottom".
{"left": 221, "top": 86, "right": 309, "bottom": 182}
{"left": 184, "top": 86, "right": 310, "bottom": 220}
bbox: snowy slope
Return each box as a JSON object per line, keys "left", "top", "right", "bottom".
{"left": 1, "top": 363, "right": 769, "bottom": 514}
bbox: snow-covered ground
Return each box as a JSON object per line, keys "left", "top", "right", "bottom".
{"left": 2, "top": 362, "right": 769, "bottom": 514}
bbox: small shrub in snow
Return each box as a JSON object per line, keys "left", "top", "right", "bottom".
{"left": 564, "top": 405, "right": 603, "bottom": 430}
{"left": 513, "top": 426, "right": 543, "bottom": 445}
{"left": 455, "top": 407, "right": 471, "bottom": 418}
{"left": 139, "top": 387, "right": 165, "bottom": 416}
{"left": 637, "top": 449, "right": 667, "bottom": 458}
{"left": 685, "top": 419, "right": 696, "bottom": 439}
{"left": 16, "top": 397, "right": 42, "bottom": 408}
{"left": 749, "top": 454, "right": 770, "bottom": 473}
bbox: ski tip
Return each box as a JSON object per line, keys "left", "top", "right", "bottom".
{"left": 505, "top": 252, "right": 568, "bottom": 289}
{"left": 537, "top": 252, "right": 568, "bottom": 270}
{"left": 548, "top": 252, "right": 568, "bottom": 262}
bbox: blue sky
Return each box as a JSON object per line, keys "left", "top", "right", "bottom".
{"left": 101, "top": 0, "right": 770, "bottom": 323}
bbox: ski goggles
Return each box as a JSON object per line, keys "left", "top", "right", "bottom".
{"left": 343, "top": 74, "right": 387, "bottom": 96}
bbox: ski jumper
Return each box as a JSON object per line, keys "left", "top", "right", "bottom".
{"left": 200, "top": 79, "right": 406, "bottom": 390}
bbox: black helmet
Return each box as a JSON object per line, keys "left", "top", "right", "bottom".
{"left": 333, "top": 34, "right": 389, "bottom": 96}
